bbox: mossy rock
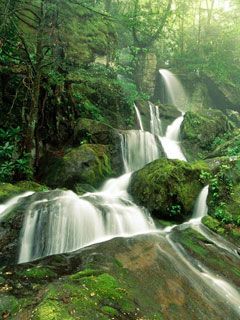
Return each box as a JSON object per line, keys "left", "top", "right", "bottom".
{"left": 39, "top": 144, "right": 118, "bottom": 189}
{"left": 209, "top": 128, "right": 240, "bottom": 158}
{"left": 0, "top": 181, "right": 47, "bottom": 203}
{"left": 73, "top": 118, "right": 120, "bottom": 145}
{"left": 203, "top": 156, "right": 240, "bottom": 245}
{"left": 180, "top": 109, "right": 231, "bottom": 160}
{"left": 128, "top": 158, "right": 208, "bottom": 221}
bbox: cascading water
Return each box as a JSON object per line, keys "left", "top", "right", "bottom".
{"left": 0, "top": 192, "right": 34, "bottom": 222}
{"left": 149, "top": 102, "right": 163, "bottom": 136}
{"left": 159, "top": 114, "right": 186, "bottom": 161}
{"left": 121, "top": 130, "right": 160, "bottom": 172}
{"left": 148, "top": 69, "right": 187, "bottom": 161}
{"left": 134, "top": 104, "right": 144, "bottom": 131}
{"left": 148, "top": 103, "right": 186, "bottom": 161}
{"left": 159, "top": 69, "right": 187, "bottom": 111}
{"left": 18, "top": 128, "right": 158, "bottom": 263}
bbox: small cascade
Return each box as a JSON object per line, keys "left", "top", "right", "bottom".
{"left": 149, "top": 102, "right": 163, "bottom": 136}
{"left": 121, "top": 130, "right": 160, "bottom": 172}
{"left": 148, "top": 101, "right": 186, "bottom": 161}
{"left": 134, "top": 104, "right": 144, "bottom": 131}
{"left": 192, "top": 185, "right": 209, "bottom": 220}
{"left": 19, "top": 185, "right": 154, "bottom": 263}
{"left": 18, "top": 124, "right": 157, "bottom": 263}
{"left": 159, "top": 69, "right": 187, "bottom": 111}
{"left": 159, "top": 114, "right": 186, "bottom": 161}
{"left": 0, "top": 192, "right": 34, "bottom": 222}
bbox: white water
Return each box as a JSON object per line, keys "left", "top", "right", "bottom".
{"left": 149, "top": 102, "right": 163, "bottom": 136}
{"left": 163, "top": 185, "right": 240, "bottom": 312}
{"left": 159, "top": 114, "right": 186, "bottom": 161}
{"left": 121, "top": 130, "right": 160, "bottom": 172}
{"left": 18, "top": 129, "right": 157, "bottom": 263}
{"left": 134, "top": 104, "right": 144, "bottom": 131}
{"left": 0, "top": 192, "right": 34, "bottom": 222}
{"left": 148, "top": 104, "right": 186, "bottom": 161}
{"left": 159, "top": 69, "right": 187, "bottom": 111}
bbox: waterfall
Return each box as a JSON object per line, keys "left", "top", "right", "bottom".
{"left": 148, "top": 69, "right": 187, "bottom": 161}
{"left": 159, "top": 115, "right": 186, "bottom": 162}
{"left": 121, "top": 130, "right": 160, "bottom": 172}
{"left": 18, "top": 127, "right": 157, "bottom": 263}
{"left": 149, "top": 102, "right": 163, "bottom": 136}
{"left": 0, "top": 192, "right": 34, "bottom": 222}
{"left": 192, "top": 185, "right": 209, "bottom": 220}
{"left": 148, "top": 104, "right": 186, "bottom": 161}
{"left": 134, "top": 104, "right": 144, "bottom": 131}
{"left": 159, "top": 69, "right": 187, "bottom": 111}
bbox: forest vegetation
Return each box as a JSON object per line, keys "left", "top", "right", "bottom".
{"left": 1, "top": 0, "right": 240, "bottom": 319}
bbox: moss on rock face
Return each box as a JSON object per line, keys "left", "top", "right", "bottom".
{"left": 128, "top": 158, "right": 208, "bottom": 221}
{"left": 39, "top": 144, "right": 117, "bottom": 189}
{"left": 203, "top": 156, "right": 240, "bottom": 245}
{"left": 73, "top": 118, "right": 119, "bottom": 145}
{"left": 180, "top": 109, "right": 231, "bottom": 160}
{"left": 0, "top": 181, "right": 47, "bottom": 203}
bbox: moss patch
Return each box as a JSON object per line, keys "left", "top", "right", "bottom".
{"left": 0, "top": 181, "right": 47, "bottom": 203}
{"left": 39, "top": 144, "right": 116, "bottom": 189}
{"left": 129, "top": 158, "right": 208, "bottom": 221}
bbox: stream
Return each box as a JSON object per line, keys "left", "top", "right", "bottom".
{"left": 0, "top": 69, "right": 239, "bottom": 318}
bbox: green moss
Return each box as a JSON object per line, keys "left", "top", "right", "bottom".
{"left": 0, "top": 181, "right": 47, "bottom": 203}
{"left": 40, "top": 144, "right": 115, "bottom": 189}
{"left": 17, "top": 267, "right": 56, "bottom": 280}
{"left": 31, "top": 271, "right": 136, "bottom": 320}
{"left": 0, "top": 295, "right": 20, "bottom": 315}
{"left": 69, "top": 268, "right": 101, "bottom": 280}
{"left": 179, "top": 230, "right": 208, "bottom": 256}
{"left": 180, "top": 109, "right": 231, "bottom": 160}
{"left": 34, "top": 300, "right": 73, "bottom": 320}
{"left": 129, "top": 158, "right": 205, "bottom": 221}
{"left": 101, "top": 306, "right": 118, "bottom": 316}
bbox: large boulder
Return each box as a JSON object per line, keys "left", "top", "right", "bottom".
{"left": 73, "top": 118, "right": 120, "bottom": 145}
{"left": 39, "top": 144, "right": 121, "bottom": 190}
{"left": 180, "top": 109, "right": 231, "bottom": 160}
{"left": 128, "top": 158, "right": 207, "bottom": 221}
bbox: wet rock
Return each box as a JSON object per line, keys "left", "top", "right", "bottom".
{"left": 128, "top": 158, "right": 207, "bottom": 221}
{"left": 39, "top": 144, "right": 122, "bottom": 189}
{"left": 73, "top": 118, "right": 120, "bottom": 145}
{"left": 0, "top": 182, "right": 47, "bottom": 203}
{"left": 180, "top": 108, "right": 231, "bottom": 160}
{"left": 0, "top": 233, "right": 240, "bottom": 319}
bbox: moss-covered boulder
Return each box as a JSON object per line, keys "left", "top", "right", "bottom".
{"left": 180, "top": 109, "right": 231, "bottom": 160}
{"left": 73, "top": 118, "right": 120, "bottom": 145}
{"left": 209, "top": 128, "right": 240, "bottom": 158}
{"left": 128, "top": 158, "right": 208, "bottom": 221}
{"left": 0, "top": 181, "right": 47, "bottom": 203}
{"left": 39, "top": 144, "right": 121, "bottom": 189}
{"left": 203, "top": 156, "right": 240, "bottom": 245}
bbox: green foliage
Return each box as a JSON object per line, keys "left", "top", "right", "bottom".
{"left": 0, "top": 128, "right": 33, "bottom": 182}
{"left": 213, "top": 204, "right": 233, "bottom": 224}
{"left": 167, "top": 204, "right": 182, "bottom": 217}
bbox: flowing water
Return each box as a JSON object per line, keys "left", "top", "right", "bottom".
{"left": 0, "top": 192, "right": 34, "bottom": 222}
{"left": 18, "top": 129, "right": 159, "bottom": 263}
{"left": 134, "top": 104, "right": 144, "bottom": 131}
{"left": 121, "top": 130, "right": 160, "bottom": 172}
{"left": 158, "top": 114, "right": 186, "bottom": 161}
{"left": 159, "top": 69, "right": 187, "bottom": 111}
{"left": 1, "top": 69, "right": 240, "bottom": 315}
